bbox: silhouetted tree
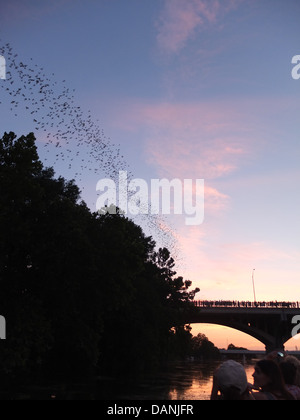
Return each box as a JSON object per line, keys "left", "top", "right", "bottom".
{"left": 0, "top": 132, "right": 101, "bottom": 379}
{"left": 191, "top": 333, "right": 220, "bottom": 360}
{"left": 0, "top": 132, "right": 200, "bottom": 382}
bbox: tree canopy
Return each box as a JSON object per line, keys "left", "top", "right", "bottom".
{"left": 0, "top": 132, "right": 200, "bottom": 382}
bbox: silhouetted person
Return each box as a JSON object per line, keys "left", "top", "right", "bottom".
{"left": 252, "top": 360, "right": 295, "bottom": 400}
{"left": 280, "top": 361, "right": 300, "bottom": 400}
{"left": 211, "top": 360, "right": 254, "bottom": 400}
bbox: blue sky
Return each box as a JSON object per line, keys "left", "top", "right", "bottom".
{"left": 1, "top": 0, "right": 300, "bottom": 349}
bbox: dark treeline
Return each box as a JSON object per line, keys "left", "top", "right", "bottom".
{"left": 0, "top": 132, "right": 201, "bottom": 386}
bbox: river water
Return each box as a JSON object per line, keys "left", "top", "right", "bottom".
{"left": 9, "top": 360, "right": 257, "bottom": 400}
{"left": 97, "top": 360, "right": 257, "bottom": 401}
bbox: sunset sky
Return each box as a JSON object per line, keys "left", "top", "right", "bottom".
{"left": 1, "top": 0, "right": 300, "bottom": 350}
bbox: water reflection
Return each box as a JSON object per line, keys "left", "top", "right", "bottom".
{"left": 10, "top": 361, "right": 256, "bottom": 400}
{"left": 110, "top": 361, "right": 256, "bottom": 401}
{"left": 167, "top": 362, "right": 218, "bottom": 400}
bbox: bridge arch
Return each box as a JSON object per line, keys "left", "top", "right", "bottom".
{"left": 284, "top": 333, "right": 300, "bottom": 350}
{"left": 186, "top": 303, "right": 300, "bottom": 352}
{"left": 188, "top": 319, "right": 274, "bottom": 351}
{"left": 191, "top": 323, "right": 264, "bottom": 350}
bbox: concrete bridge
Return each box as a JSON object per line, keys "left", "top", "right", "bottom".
{"left": 187, "top": 301, "right": 300, "bottom": 352}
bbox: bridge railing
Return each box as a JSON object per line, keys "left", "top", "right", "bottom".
{"left": 193, "top": 300, "right": 300, "bottom": 309}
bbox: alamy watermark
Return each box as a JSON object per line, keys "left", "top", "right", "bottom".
{"left": 291, "top": 55, "right": 300, "bottom": 80}
{"left": 96, "top": 171, "right": 204, "bottom": 226}
{"left": 291, "top": 315, "right": 300, "bottom": 340}
{"left": 0, "top": 55, "right": 6, "bottom": 80}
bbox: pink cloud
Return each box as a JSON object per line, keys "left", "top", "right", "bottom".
{"left": 156, "top": 1, "right": 203, "bottom": 54}
{"left": 111, "top": 99, "right": 263, "bottom": 214}
{"left": 156, "top": 0, "right": 243, "bottom": 54}
{"left": 106, "top": 94, "right": 298, "bottom": 230}
{"left": 132, "top": 101, "right": 255, "bottom": 180}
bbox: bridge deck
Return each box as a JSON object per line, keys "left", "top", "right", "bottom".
{"left": 194, "top": 301, "right": 300, "bottom": 310}
{"left": 192, "top": 307, "right": 300, "bottom": 315}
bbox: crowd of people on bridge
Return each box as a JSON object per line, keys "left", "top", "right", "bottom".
{"left": 195, "top": 300, "right": 300, "bottom": 309}
{"left": 211, "top": 352, "right": 300, "bottom": 400}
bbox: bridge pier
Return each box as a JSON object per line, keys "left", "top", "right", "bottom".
{"left": 265, "top": 342, "right": 285, "bottom": 354}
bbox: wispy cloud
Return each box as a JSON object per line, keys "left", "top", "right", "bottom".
{"left": 156, "top": 0, "right": 243, "bottom": 54}
{"left": 111, "top": 99, "right": 262, "bottom": 215}
{"left": 133, "top": 101, "right": 255, "bottom": 180}
{"left": 110, "top": 93, "right": 299, "bottom": 217}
